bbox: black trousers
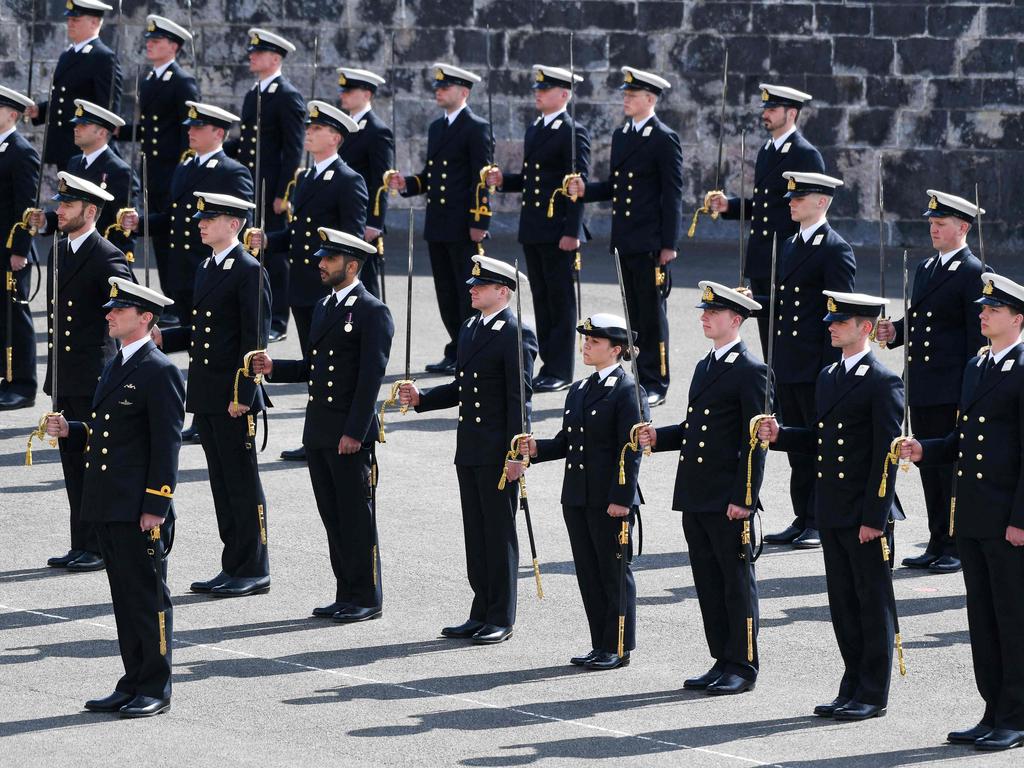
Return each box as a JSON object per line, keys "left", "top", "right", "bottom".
{"left": 194, "top": 412, "right": 270, "bottom": 578}
{"left": 619, "top": 250, "right": 669, "bottom": 396}
{"left": 524, "top": 243, "right": 576, "bottom": 383}
{"left": 563, "top": 505, "right": 636, "bottom": 653}
{"left": 56, "top": 395, "right": 100, "bottom": 553}
{"left": 428, "top": 241, "right": 475, "bottom": 361}
{"left": 361, "top": 241, "right": 384, "bottom": 302}
{"left": 292, "top": 304, "right": 315, "bottom": 358}
{"left": 306, "top": 446, "right": 382, "bottom": 608}
{"left": 750, "top": 277, "right": 771, "bottom": 359}
{"left": 910, "top": 403, "right": 958, "bottom": 557}
{"left": 97, "top": 520, "right": 173, "bottom": 700}
{"left": 777, "top": 381, "right": 817, "bottom": 530}
{"left": 683, "top": 510, "right": 759, "bottom": 680}
{"left": 267, "top": 247, "right": 290, "bottom": 333}
{"left": 1, "top": 265, "right": 37, "bottom": 397}
{"left": 820, "top": 525, "right": 895, "bottom": 707}
{"left": 455, "top": 464, "right": 519, "bottom": 627}
{"left": 959, "top": 535, "right": 1024, "bottom": 730}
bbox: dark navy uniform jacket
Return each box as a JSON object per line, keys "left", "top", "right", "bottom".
{"left": 722, "top": 130, "right": 825, "bottom": 281}
{"left": 225, "top": 76, "right": 305, "bottom": 203}
{"left": 920, "top": 343, "right": 1024, "bottom": 538}
{"left": 753, "top": 224, "right": 856, "bottom": 385}
{"left": 774, "top": 352, "right": 904, "bottom": 531}
{"left": 33, "top": 37, "right": 122, "bottom": 169}
{"left": 416, "top": 307, "right": 538, "bottom": 466}
{"left": 144, "top": 149, "right": 253, "bottom": 293}
{"left": 0, "top": 130, "right": 39, "bottom": 265}
{"left": 44, "top": 231, "right": 135, "bottom": 398}
{"left": 401, "top": 107, "right": 493, "bottom": 243}
{"left": 533, "top": 365, "right": 646, "bottom": 508}
{"left": 497, "top": 111, "right": 590, "bottom": 244}
{"left": 887, "top": 247, "right": 986, "bottom": 407}
{"left": 62, "top": 340, "right": 185, "bottom": 522}
{"left": 160, "top": 244, "right": 271, "bottom": 413}
{"left": 340, "top": 109, "right": 394, "bottom": 233}
{"left": 267, "top": 157, "right": 367, "bottom": 307}
{"left": 269, "top": 282, "right": 394, "bottom": 447}
{"left": 584, "top": 115, "right": 683, "bottom": 254}
{"left": 654, "top": 341, "right": 770, "bottom": 514}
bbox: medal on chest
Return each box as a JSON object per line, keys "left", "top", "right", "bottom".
{"left": 344, "top": 312, "right": 353, "bottom": 333}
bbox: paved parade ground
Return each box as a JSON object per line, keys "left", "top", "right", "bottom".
{"left": 0, "top": 233, "right": 1017, "bottom": 766}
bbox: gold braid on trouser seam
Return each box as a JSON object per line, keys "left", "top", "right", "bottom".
{"left": 880, "top": 535, "right": 907, "bottom": 676}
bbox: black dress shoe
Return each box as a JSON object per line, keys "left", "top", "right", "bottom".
{"left": 792, "top": 528, "right": 821, "bottom": 549}
{"left": 0, "top": 391, "right": 35, "bottom": 410}
{"left": 975, "top": 728, "right": 1024, "bottom": 751}
{"left": 268, "top": 328, "right": 288, "bottom": 343}
{"left": 683, "top": 668, "right": 724, "bottom": 690}
{"left": 764, "top": 523, "right": 802, "bottom": 545}
{"left": 280, "top": 446, "right": 307, "bottom": 461}
{"left": 48, "top": 549, "right": 85, "bottom": 568}
{"left": 119, "top": 695, "right": 170, "bottom": 718}
{"left": 646, "top": 392, "right": 666, "bottom": 408}
{"left": 471, "top": 624, "right": 514, "bottom": 645}
{"left": 181, "top": 425, "right": 200, "bottom": 442}
{"left": 928, "top": 554, "right": 962, "bottom": 574}
{"left": 84, "top": 691, "right": 135, "bottom": 712}
{"left": 948, "top": 723, "right": 993, "bottom": 744}
{"left": 813, "top": 697, "right": 851, "bottom": 717}
{"left": 332, "top": 605, "right": 382, "bottom": 623}
{"left": 312, "top": 601, "right": 348, "bottom": 618}
{"left": 585, "top": 651, "right": 630, "bottom": 670}
{"left": 901, "top": 552, "right": 939, "bottom": 569}
{"left": 441, "top": 619, "right": 485, "bottom": 638}
{"left": 570, "top": 649, "right": 598, "bottom": 666}
{"left": 425, "top": 357, "right": 456, "bottom": 374}
{"left": 832, "top": 701, "right": 886, "bottom": 721}
{"left": 706, "top": 673, "right": 755, "bottom": 695}
{"left": 209, "top": 575, "right": 271, "bottom": 597}
{"left": 66, "top": 552, "right": 105, "bottom": 572}
{"left": 534, "top": 377, "right": 571, "bottom": 393}
{"left": 190, "top": 571, "right": 230, "bottom": 593}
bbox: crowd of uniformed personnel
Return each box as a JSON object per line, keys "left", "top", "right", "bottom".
{"left": 3, "top": 0, "right": 1024, "bottom": 752}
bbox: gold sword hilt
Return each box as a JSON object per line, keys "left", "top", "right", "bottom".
{"left": 378, "top": 378, "right": 416, "bottom": 442}
{"left": 242, "top": 226, "right": 263, "bottom": 257}
{"left": 25, "top": 410, "right": 61, "bottom": 466}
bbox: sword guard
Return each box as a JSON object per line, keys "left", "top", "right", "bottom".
{"left": 379, "top": 378, "right": 415, "bottom": 442}
{"left": 242, "top": 227, "right": 263, "bottom": 256}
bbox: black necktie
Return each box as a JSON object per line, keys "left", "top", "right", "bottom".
{"left": 982, "top": 354, "right": 995, "bottom": 378}
{"left": 836, "top": 362, "right": 847, "bottom": 382}
{"left": 705, "top": 352, "right": 716, "bottom": 373}
{"left": 111, "top": 350, "right": 124, "bottom": 371}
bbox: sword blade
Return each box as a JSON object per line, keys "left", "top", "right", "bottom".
{"left": 738, "top": 129, "right": 746, "bottom": 285}
{"left": 142, "top": 152, "right": 150, "bottom": 287}
{"left": 513, "top": 257, "right": 527, "bottom": 433}
{"left": 878, "top": 153, "right": 886, "bottom": 299}
{"left": 763, "top": 234, "right": 778, "bottom": 414}
{"left": 256, "top": 182, "right": 266, "bottom": 349}
{"left": 254, "top": 84, "right": 263, "bottom": 223}
{"left": 404, "top": 208, "right": 413, "bottom": 380}
{"left": 568, "top": 32, "right": 576, "bottom": 174}
{"left": 612, "top": 248, "right": 644, "bottom": 416}
{"left": 127, "top": 67, "right": 140, "bottom": 187}
{"left": 975, "top": 182, "right": 985, "bottom": 266}
{"left": 108, "top": 0, "right": 123, "bottom": 111}
{"left": 902, "top": 249, "right": 910, "bottom": 434}
{"left": 33, "top": 73, "right": 56, "bottom": 208}
{"left": 713, "top": 48, "right": 728, "bottom": 191}
{"left": 50, "top": 232, "right": 59, "bottom": 407}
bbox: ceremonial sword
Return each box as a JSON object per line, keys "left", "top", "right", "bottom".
{"left": 688, "top": 49, "right": 728, "bottom": 238}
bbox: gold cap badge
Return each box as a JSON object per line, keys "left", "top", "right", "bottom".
{"left": 761, "top": 89, "right": 769, "bottom": 101}
{"left": 109, "top": 283, "right": 118, "bottom": 298}
{"left": 787, "top": 177, "right": 797, "bottom": 191}
{"left": 75, "top": 105, "right": 84, "bottom": 117}
{"left": 435, "top": 68, "right": 445, "bottom": 81}
{"left": 928, "top": 195, "right": 938, "bottom": 210}
{"left": 196, "top": 197, "right": 206, "bottom": 211}
{"left": 188, "top": 105, "right": 198, "bottom": 119}
{"left": 147, "top": 20, "right": 156, "bottom": 32}
{"left": 535, "top": 71, "right": 544, "bottom": 82}
{"left": 309, "top": 105, "right": 320, "bottom": 118}
{"left": 983, "top": 281, "right": 994, "bottom": 296}
{"left": 250, "top": 33, "right": 261, "bottom": 46}
{"left": 471, "top": 261, "right": 481, "bottom": 276}
{"left": 702, "top": 285, "right": 716, "bottom": 302}
{"left": 337, "top": 73, "right": 347, "bottom": 86}
{"left": 583, "top": 317, "right": 593, "bottom": 331}
{"left": 66, "top": 0, "right": 74, "bottom": 10}
{"left": 624, "top": 70, "right": 634, "bottom": 83}
{"left": 58, "top": 178, "right": 69, "bottom": 193}
{"left": 827, "top": 297, "right": 838, "bottom": 313}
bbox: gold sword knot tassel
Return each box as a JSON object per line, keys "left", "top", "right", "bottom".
{"left": 745, "top": 414, "right": 772, "bottom": 506}
{"left": 687, "top": 189, "right": 723, "bottom": 238}
{"left": 878, "top": 435, "right": 910, "bottom": 497}
{"left": 497, "top": 434, "right": 531, "bottom": 490}
{"left": 378, "top": 379, "right": 415, "bottom": 441}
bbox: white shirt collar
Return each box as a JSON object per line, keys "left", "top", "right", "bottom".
{"left": 842, "top": 347, "right": 871, "bottom": 372}
{"left": 332, "top": 279, "right": 361, "bottom": 305}
{"left": 990, "top": 341, "right": 1021, "bottom": 365}
{"left": 119, "top": 335, "right": 151, "bottom": 363}
{"left": 632, "top": 112, "right": 655, "bottom": 132}
{"left": 938, "top": 248, "right": 962, "bottom": 266}
{"left": 314, "top": 154, "right": 339, "bottom": 177}
{"left": 772, "top": 126, "right": 797, "bottom": 151}
{"left": 595, "top": 362, "right": 619, "bottom": 381}
{"left": 0, "top": 126, "right": 15, "bottom": 146}
{"left": 71, "top": 35, "right": 99, "bottom": 53}
{"left": 196, "top": 148, "right": 221, "bottom": 165}
{"left": 259, "top": 71, "right": 282, "bottom": 92}
{"left": 69, "top": 227, "right": 96, "bottom": 252}
{"left": 542, "top": 109, "right": 565, "bottom": 127}
{"left": 350, "top": 106, "right": 372, "bottom": 124}
{"left": 153, "top": 60, "right": 174, "bottom": 79}
{"left": 446, "top": 104, "right": 466, "bottom": 125}
{"left": 480, "top": 307, "right": 505, "bottom": 326}
{"left": 212, "top": 244, "right": 236, "bottom": 265}
{"left": 82, "top": 144, "right": 108, "bottom": 168}
{"left": 712, "top": 337, "right": 742, "bottom": 360}
{"left": 800, "top": 217, "right": 828, "bottom": 242}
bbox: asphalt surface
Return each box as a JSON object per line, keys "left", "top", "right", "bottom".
{"left": 0, "top": 231, "right": 1014, "bottom": 766}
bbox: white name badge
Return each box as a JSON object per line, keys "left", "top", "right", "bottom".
{"left": 725, "top": 352, "right": 739, "bottom": 364}
{"left": 345, "top": 294, "right": 358, "bottom": 307}
{"left": 491, "top": 320, "right": 505, "bottom": 331}
{"left": 855, "top": 364, "right": 869, "bottom": 376}
{"left": 604, "top": 376, "right": 618, "bottom": 387}
{"left": 1003, "top": 359, "right": 1015, "bottom": 372}
{"left": 642, "top": 126, "right": 653, "bottom": 137}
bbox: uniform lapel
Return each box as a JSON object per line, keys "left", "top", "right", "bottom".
{"left": 611, "top": 117, "right": 656, "bottom": 170}
{"left": 818, "top": 354, "right": 874, "bottom": 419}
{"left": 309, "top": 284, "right": 362, "bottom": 347}
{"left": 913, "top": 248, "right": 968, "bottom": 306}
{"left": 427, "top": 109, "right": 470, "bottom": 160}
{"left": 583, "top": 364, "right": 623, "bottom": 408}
{"left": 460, "top": 307, "right": 511, "bottom": 367}
{"left": 59, "top": 232, "right": 98, "bottom": 290}
{"left": 779, "top": 226, "right": 830, "bottom": 282}
{"left": 690, "top": 342, "right": 747, "bottom": 401}
{"left": 186, "top": 150, "right": 226, "bottom": 191}
{"left": 754, "top": 132, "right": 799, "bottom": 185}
{"left": 192, "top": 246, "right": 239, "bottom": 304}
{"left": 93, "top": 341, "right": 155, "bottom": 408}
{"left": 525, "top": 114, "right": 563, "bottom": 160}
{"left": 964, "top": 344, "right": 1022, "bottom": 409}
